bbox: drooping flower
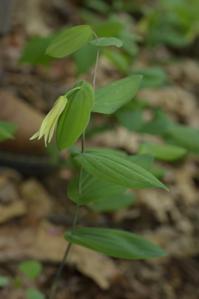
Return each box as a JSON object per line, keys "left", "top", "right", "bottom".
{"left": 30, "top": 95, "right": 68, "bottom": 146}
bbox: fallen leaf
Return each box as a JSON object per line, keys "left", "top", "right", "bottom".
{"left": 0, "top": 221, "right": 119, "bottom": 289}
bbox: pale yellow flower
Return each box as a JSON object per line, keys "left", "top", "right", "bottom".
{"left": 30, "top": 95, "right": 68, "bottom": 146}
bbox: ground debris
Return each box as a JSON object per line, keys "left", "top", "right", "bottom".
{"left": 0, "top": 221, "right": 119, "bottom": 290}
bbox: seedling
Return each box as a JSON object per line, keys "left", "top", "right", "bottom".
{"left": 29, "top": 24, "right": 167, "bottom": 299}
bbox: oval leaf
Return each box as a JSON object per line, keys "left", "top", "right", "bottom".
{"left": 65, "top": 227, "right": 166, "bottom": 259}
{"left": 74, "top": 150, "right": 167, "bottom": 190}
{"left": 166, "top": 124, "right": 199, "bottom": 154}
{"left": 56, "top": 81, "right": 94, "bottom": 149}
{"left": 20, "top": 36, "right": 53, "bottom": 65}
{"left": 47, "top": 25, "right": 93, "bottom": 58}
{"left": 139, "top": 142, "right": 187, "bottom": 161}
{"left": 93, "top": 75, "right": 142, "bottom": 114}
{"left": 90, "top": 37, "right": 123, "bottom": 48}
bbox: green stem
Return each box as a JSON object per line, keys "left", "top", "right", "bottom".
{"left": 49, "top": 205, "right": 79, "bottom": 299}
{"left": 92, "top": 50, "right": 100, "bottom": 89}
{"left": 49, "top": 136, "right": 83, "bottom": 299}
{"left": 49, "top": 50, "right": 99, "bottom": 299}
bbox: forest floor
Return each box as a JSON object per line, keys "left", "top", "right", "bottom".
{"left": 0, "top": 1, "right": 199, "bottom": 299}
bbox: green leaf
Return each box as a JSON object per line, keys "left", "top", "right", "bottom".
{"left": 0, "top": 276, "right": 10, "bottom": 288}
{"left": 84, "top": 0, "right": 110, "bottom": 13}
{"left": 86, "top": 147, "right": 126, "bottom": 157}
{"left": 141, "top": 110, "right": 171, "bottom": 135}
{"left": 130, "top": 154, "right": 166, "bottom": 179}
{"left": 166, "top": 124, "right": 199, "bottom": 154}
{"left": 94, "top": 19, "right": 124, "bottom": 37}
{"left": 0, "top": 121, "right": 16, "bottom": 141}
{"left": 88, "top": 192, "right": 136, "bottom": 212}
{"left": 65, "top": 227, "right": 166, "bottom": 259}
{"left": 132, "top": 67, "right": 167, "bottom": 88}
{"left": 73, "top": 44, "right": 97, "bottom": 74}
{"left": 103, "top": 48, "right": 129, "bottom": 74}
{"left": 20, "top": 36, "right": 53, "bottom": 65}
{"left": 139, "top": 142, "right": 187, "bottom": 161}
{"left": 56, "top": 81, "right": 94, "bottom": 149}
{"left": 116, "top": 109, "right": 144, "bottom": 131}
{"left": 120, "top": 31, "right": 139, "bottom": 56}
{"left": 46, "top": 25, "right": 93, "bottom": 58}
{"left": 68, "top": 171, "right": 125, "bottom": 204}
{"left": 74, "top": 150, "right": 167, "bottom": 190}
{"left": 26, "top": 288, "right": 45, "bottom": 299}
{"left": 151, "top": 164, "right": 166, "bottom": 179}
{"left": 93, "top": 75, "right": 142, "bottom": 114}
{"left": 129, "top": 154, "right": 154, "bottom": 170}
{"left": 90, "top": 37, "right": 123, "bottom": 48}
{"left": 19, "top": 260, "right": 42, "bottom": 279}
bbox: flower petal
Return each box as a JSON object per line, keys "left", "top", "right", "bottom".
{"left": 30, "top": 95, "right": 68, "bottom": 145}
{"left": 30, "top": 131, "right": 40, "bottom": 141}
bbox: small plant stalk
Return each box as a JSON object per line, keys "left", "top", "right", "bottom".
{"left": 49, "top": 52, "right": 99, "bottom": 299}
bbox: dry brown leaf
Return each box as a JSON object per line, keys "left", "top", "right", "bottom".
{"left": 0, "top": 221, "right": 119, "bottom": 289}
{"left": 0, "top": 90, "right": 45, "bottom": 154}
{"left": 14, "top": 0, "right": 50, "bottom": 36}
{"left": 89, "top": 126, "right": 162, "bottom": 154}
{"left": 20, "top": 179, "right": 52, "bottom": 222}
{"left": 0, "top": 201, "right": 26, "bottom": 224}
{"left": 166, "top": 59, "right": 199, "bottom": 87}
{"left": 173, "top": 160, "right": 198, "bottom": 205}
{"left": 146, "top": 227, "right": 199, "bottom": 257}
{"left": 139, "top": 87, "right": 199, "bottom": 126}
{"left": 0, "top": 175, "right": 26, "bottom": 223}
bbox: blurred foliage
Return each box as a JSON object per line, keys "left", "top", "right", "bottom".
{"left": 19, "top": 260, "right": 43, "bottom": 280}
{"left": 139, "top": 0, "right": 199, "bottom": 47}
{"left": 0, "top": 121, "right": 16, "bottom": 142}
{"left": 0, "top": 261, "right": 45, "bottom": 299}
{"left": 18, "top": 0, "right": 199, "bottom": 173}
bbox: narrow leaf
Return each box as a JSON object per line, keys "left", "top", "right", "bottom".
{"left": 93, "top": 75, "right": 142, "bottom": 114}
{"left": 56, "top": 81, "right": 94, "bottom": 149}
{"left": 65, "top": 227, "right": 166, "bottom": 259}
{"left": 90, "top": 37, "right": 123, "bottom": 48}
{"left": 47, "top": 25, "right": 93, "bottom": 58}
{"left": 74, "top": 150, "right": 167, "bottom": 190}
